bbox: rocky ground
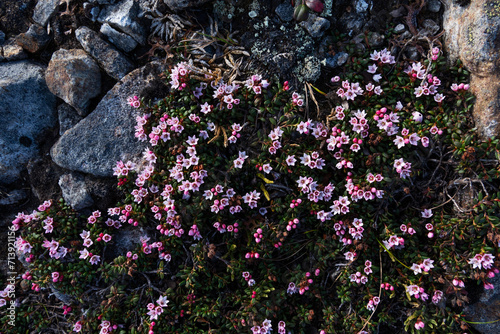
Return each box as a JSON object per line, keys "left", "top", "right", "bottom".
{"left": 1, "top": 0, "right": 499, "bottom": 332}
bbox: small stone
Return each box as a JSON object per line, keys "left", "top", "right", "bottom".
{"left": 58, "top": 103, "right": 84, "bottom": 135}
{"left": 0, "top": 189, "right": 27, "bottom": 206}
{"left": 354, "top": 0, "right": 372, "bottom": 13}
{"left": 300, "top": 14, "right": 331, "bottom": 38}
{"left": 427, "top": 0, "right": 442, "bottom": 13}
{"left": 2, "top": 39, "right": 27, "bottom": 61}
{"left": 248, "top": 10, "right": 258, "bottom": 18}
{"left": 16, "top": 23, "right": 52, "bottom": 53}
{"left": 100, "top": 23, "right": 138, "bottom": 53}
{"left": 45, "top": 49, "right": 101, "bottom": 115}
{"left": 97, "top": 0, "right": 147, "bottom": 45}
{"left": 32, "top": 0, "right": 60, "bottom": 27}
{"left": 368, "top": 32, "right": 384, "bottom": 47}
{"left": 421, "top": 19, "right": 440, "bottom": 35}
{"left": 323, "top": 52, "right": 349, "bottom": 69}
{"left": 59, "top": 172, "right": 94, "bottom": 211}
{"left": 405, "top": 46, "right": 420, "bottom": 61}
{"left": 394, "top": 23, "right": 406, "bottom": 34}
{"left": 75, "top": 26, "right": 134, "bottom": 81}
{"left": 275, "top": 3, "right": 294, "bottom": 22}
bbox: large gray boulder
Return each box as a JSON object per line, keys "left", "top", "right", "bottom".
{"left": 443, "top": 0, "right": 500, "bottom": 138}
{"left": 0, "top": 61, "right": 57, "bottom": 184}
{"left": 45, "top": 49, "right": 101, "bottom": 116}
{"left": 75, "top": 26, "right": 135, "bottom": 81}
{"left": 50, "top": 61, "right": 168, "bottom": 177}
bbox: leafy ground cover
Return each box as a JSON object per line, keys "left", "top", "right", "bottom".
{"left": 2, "top": 30, "right": 500, "bottom": 334}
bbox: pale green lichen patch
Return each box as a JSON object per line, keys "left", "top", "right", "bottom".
{"left": 485, "top": 0, "right": 500, "bottom": 19}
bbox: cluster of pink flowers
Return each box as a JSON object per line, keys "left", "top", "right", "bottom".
{"left": 393, "top": 128, "right": 422, "bottom": 149}
{"left": 432, "top": 290, "right": 443, "bottom": 304}
{"left": 383, "top": 235, "right": 405, "bottom": 250}
{"left": 228, "top": 123, "right": 243, "bottom": 143}
{"left": 212, "top": 80, "right": 241, "bottom": 109}
{"left": 348, "top": 218, "right": 365, "bottom": 240}
{"left": 134, "top": 113, "right": 150, "bottom": 142}
{"left": 406, "top": 284, "right": 428, "bottom": 300}
{"left": 233, "top": 151, "right": 248, "bottom": 169}
{"left": 113, "top": 160, "right": 137, "bottom": 177}
{"left": 242, "top": 271, "right": 255, "bottom": 287}
{"left": 350, "top": 271, "right": 368, "bottom": 284}
{"left": 188, "top": 224, "right": 202, "bottom": 240}
{"left": 42, "top": 239, "right": 68, "bottom": 259}
{"left": 431, "top": 46, "right": 440, "bottom": 61}
{"left": 366, "top": 296, "right": 380, "bottom": 311}
{"left": 399, "top": 223, "right": 416, "bottom": 235}
{"left": 51, "top": 271, "right": 63, "bottom": 283}
{"left": 410, "top": 258, "right": 435, "bottom": 275}
{"left": 87, "top": 210, "right": 101, "bottom": 224}
{"left": 468, "top": 252, "right": 495, "bottom": 270}
{"left": 43, "top": 216, "right": 54, "bottom": 233}
{"left": 393, "top": 158, "right": 412, "bottom": 179}
{"left": 336, "top": 80, "right": 364, "bottom": 100}
{"left": 370, "top": 48, "right": 396, "bottom": 64}
{"left": 169, "top": 62, "right": 190, "bottom": 90}
{"left": 267, "top": 126, "right": 284, "bottom": 154}
{"left": 243, "top": 190, "right": 261, "bottom": 209}
{"left": 213, "top": 221, "right": 239, "bottom": 234}
{"left": 127, "top": 95, "right": 140, "bottom": 108}
{"left": 300, "top": 151, "right": 326, "bottom": 170}
{"left": 291, "top": 92, "right": 304, "bottom": 106}
{"left": 250, "top": 319, "right": 273, "bottom": 334}
{"left": 349, "top": 109, "right": 369, "bottom": 135}
{"left": 451, "top": 82, "right": 470, "bottom": 92}
{"left": 245, "top": 74, "right": 269, "bottom": 94}
{"left": 147, "top": 295, "right": 169, "bottom": 321}
{"left": 286, "top": 218, "right": 299, "bottom": 231}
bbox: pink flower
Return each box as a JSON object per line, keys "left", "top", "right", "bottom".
{"left": 414, "top": 320, "right": 425, "bottom": 330}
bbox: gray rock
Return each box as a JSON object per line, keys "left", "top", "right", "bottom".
{"left": 59, "top": 172, "right": 94, "bottom": 210}
{"left": 100, "top": 23, "right": 138, "bottom": 53}
{"left": 45, "top": 49, "right": 101, "bottom": 116}
{"left": 323, "top": 52, "right": 348, "bottom": 69}
{"left": 0, "top": 31, "right": 5, "bottom": 45}
{"left": 339, "top": 12, "right": 366, "bottom": 36}
{"left": 27, "top": 157, "right": 64, "bottom": 202}
{"left": 394, "top": 23, "right": 406, "bottom": 33}
{"left": 297, "top": 56, "right": 321, "bottom": 82}
{"left": 421, "top": 19, "right": 440, "bottom": 35}
{"left": 32, "top": 0, "right": 60, "bottom": 27}
{"left": 464, "top": 274, "right": 500, "bottom": 334}
{"left": 98, "top": 0, "right": 147, "bottom": 45}
{"left": 0, "top": 189, "right": 28, "bottom": 206}
{"left": 163, "top": 0, "right": 213, "bottom": 11}
{"left": 16, "top": 23, "right": 52, "bottom": 53}
{"left": 75, "top": 26, "right": 134, "bottom": 81}
{"left": 2, "top": 39, "right": 27, "bottom": 61}
{"left": 404, "top": 46, "right": 420, "bottom": 61}
{"left": 368, "top": 32, "right": 384, "bottom": 47}
{"left": 0, "top": 61, "right": 57, "bottom": 184}
{"left": 300, "top": 14, "right": 331, "bottom": 38}
{"left": 354, "top": 0, "right": 372, "bottom": 13}
{"left": 58, "top": 103, "right": 84, "bottom": 135}
{"left": 83, "top": 2, "right": 100, "bottom": 22}
{"left": 275, "top": 3, "right": 294, "bottom": 22}
{"left": 50, "top": 61, "right": 168, "bottom": 177}
{"left": 427, "top": 0, "right": 442, "bottom": 13}
{"left": 443, "top": 0, "right": 500, "bottom": 139}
